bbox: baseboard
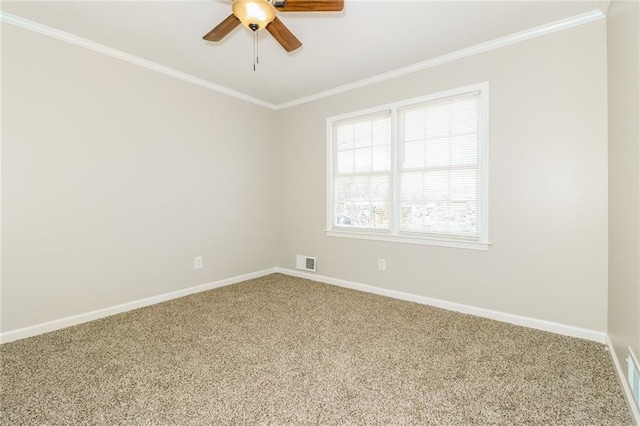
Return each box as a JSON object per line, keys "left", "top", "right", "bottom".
{"left": 0, "top": 267, "right": 279, "bottom": 344}
{"left": 274, "top": 267, "right": 607, "bottom": 344}
{"left": 605, "top": 335, "right": 640, "bottom": 425}
{"left": 1, "top": 267, "right": 607, "bottom": 346}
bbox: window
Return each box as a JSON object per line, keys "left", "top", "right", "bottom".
{"left": 327, "top": 83, "right": 489, "bottom": 250}
{"left": 332, "top": 112, "right": 391, "bottom": 230}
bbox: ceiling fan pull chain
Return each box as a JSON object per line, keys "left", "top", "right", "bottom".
{"left": 253, "top": 30, "right": 256, "bottom": 71}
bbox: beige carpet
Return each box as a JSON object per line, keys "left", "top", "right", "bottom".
{"left": 0, "top": 273, "right": 633, "bottom": 425}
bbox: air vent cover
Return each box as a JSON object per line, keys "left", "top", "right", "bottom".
{"left": 296, "top": 255, "right": 316, "bottom": 272}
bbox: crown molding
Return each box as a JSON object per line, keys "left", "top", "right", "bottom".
{"left": 274, "top": 9, "right": 605, "bottom": 110}
{"left": 1, "top": 9, "right": 605, "bottom": 111}
{"left": 0, "top": 11, "right": 277, "bottom": 110}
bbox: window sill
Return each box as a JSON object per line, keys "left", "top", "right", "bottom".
{"left": 325, "top": 230, "right": 490, "bottom": 251}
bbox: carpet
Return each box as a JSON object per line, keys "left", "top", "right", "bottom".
{"left": 0, "top": 273, "right": 633, "bottom": 424}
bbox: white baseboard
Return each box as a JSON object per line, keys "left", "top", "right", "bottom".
{"left": 1, "top": 267, "right": 606, "bottom": 347}
{"left": 274, "top": 267, "right": 607, "bottom": 344}
{"left": 605, "top": 335, "right": 640, "bottom": 425}
{"left": 0, "top": 268, "right": 279, "bottom": 344}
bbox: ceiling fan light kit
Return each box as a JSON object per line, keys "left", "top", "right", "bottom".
{"left": 203, "top": 0, "right": 344, "bottom": 57}
{"left": 232, "top": 0, "right": 276, "bottom": 32}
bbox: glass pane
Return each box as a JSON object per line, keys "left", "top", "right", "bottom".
{"left": 433, "top": 202, "right": 478, "bottom": 235}
{"left": 401, "top": 201, "right": 478, "bottom": 237}
{"left": 425, "top": 138, "right": 450, "bottom": 167}
{"left": 403, "top": 108, "right": 426, "bottom": 141}
{"left": 372, "top": 145, "right": 390, "bottom": 172}
{"left": 451, "top": 135, "right": 478, "bottom": 165}
{"left": 449, "top": 169, "right": 478, "bottom": 201}
{"left": 403, "top": 141, "right": 425, "bottom": 169}
{"left": 400, "top": 172, "right": 424, "bottom": 202}
{"left": 401, "top": 203, "right": 434, "bottom": 232}
{"left": 372, "top": 118, "right": 391, "bottom": 146}
{"left": 426, "top": 104, "right": 450, "bottom": 138}
{"left": 423, "top": 171, "right": 448, "bottom": 201}
{"left": 334, "top": 176, "right": 389, "bottom": 229}
{"left": 354, "top": 121, "right": 372, "bottom": 148}
{"left": 336, "top": 124, "right": 354, "bottom": 150}
{"left": 451, "top": 98, "right": 479, "bottom": 134}
{"left": 354, "top": 148, "right": 372, "bottom": 173}
{"left": 337, "top": 150, "right": 354, "bottom": 174}
{"left": 369, "top": 175, "right": 389, "bottom": 202}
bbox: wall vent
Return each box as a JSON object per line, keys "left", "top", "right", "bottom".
{"left": 628, "top": 348, "right": 640, "bottom": 409}
{"left": 296, "top": 255, "right": 316, "bottom": 272}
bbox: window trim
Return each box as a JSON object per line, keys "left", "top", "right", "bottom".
{"left": 326, "top": 82, "right": 490, "bottom": 251}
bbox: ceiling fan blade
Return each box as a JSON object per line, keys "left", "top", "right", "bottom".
{"left": 202, "top": 14, "right": 241, "bottom": 42}
{"left": 275, "top": 0, "right": 344, "bottom": 12}
{"left": 266, "top": 17, "right": 302, "bottom": 52}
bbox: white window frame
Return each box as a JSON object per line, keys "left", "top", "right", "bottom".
{"left": 326, "top": 82, "right": 490, "bottom": 251}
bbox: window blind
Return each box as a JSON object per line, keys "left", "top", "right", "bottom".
{"left": 398, "top": 92, "right": 481, "bottom": 240}
{"left": 333, "top": 111, "right": 391, "bottom": 230}
{"left": 327, "top": 83, "right": 488, "bottom": 249}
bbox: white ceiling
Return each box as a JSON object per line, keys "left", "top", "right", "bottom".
{"left": 1, "top": 1, "right": 604, "bottom": 107}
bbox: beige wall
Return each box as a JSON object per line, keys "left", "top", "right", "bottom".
{"left": 277, "top": 21, "right": 609, "bottom": 331}
{"left": 1, "top": 17, "right": 614, "bottom": 337}
{"left": 607, "top": 0, "right": 640, "bottom": 373}
{"left": 1, "top": 24, "right": 279, "bottom": 332}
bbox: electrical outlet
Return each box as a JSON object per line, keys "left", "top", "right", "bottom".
{"left": 194, "top": 256, "right": 203, "bottom": 270}
{"left": 378, "top": 258, "right": 386, "bottom": 270}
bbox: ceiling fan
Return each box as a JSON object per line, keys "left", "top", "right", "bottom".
{"left": 202, "top": 0, "right": 344, "bottom": 53}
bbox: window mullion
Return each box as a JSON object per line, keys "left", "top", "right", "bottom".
{"left": 390, "top": 107, "right": 400, "bottom": 236}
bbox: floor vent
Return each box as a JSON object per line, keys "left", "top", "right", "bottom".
{"left": 296, "top": 255, "right": 316, "bottom": 272}
{"left": 628, "top": 348, "right": 640, "bottom": 408}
